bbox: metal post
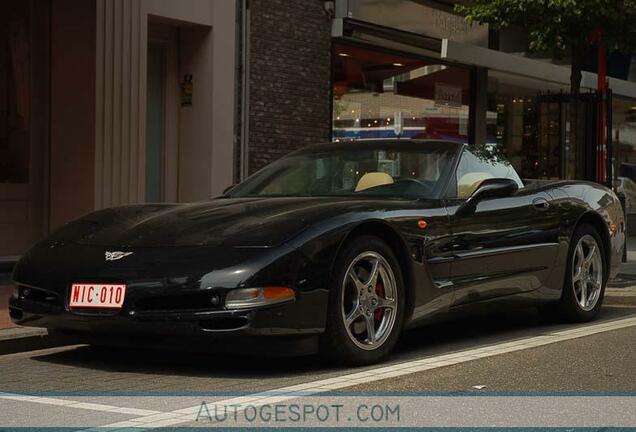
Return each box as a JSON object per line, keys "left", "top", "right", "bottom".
{"left": 618, "top": 191, "right": 628, "bottom": 262}
{"left": 607, "top": 88, "right": 613, "bottom": 188}
{"left": 239, "top": 0, "right": 251, "bottom": 180}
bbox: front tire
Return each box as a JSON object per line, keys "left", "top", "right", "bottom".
{"left": 320, "top": 235, "right": 405, "bottom": 366}
{"left": 557, "top": 223, "right": 607, "bottom": 322}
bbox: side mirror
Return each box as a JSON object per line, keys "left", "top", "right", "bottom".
{"left": 456, "top": 178, "right": 519, "bottom": 217}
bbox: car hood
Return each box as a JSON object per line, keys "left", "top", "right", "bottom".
{"left": 47, "top": 197, "right": 416, "bottom": 248}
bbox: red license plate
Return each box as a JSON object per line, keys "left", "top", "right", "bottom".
{"left": 69, "top": 283, "right": 126, "bottom": 309}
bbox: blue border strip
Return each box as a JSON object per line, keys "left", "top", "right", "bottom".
{"left": 0, "top": 428, "right": 635, "bottom": 431}
{"left": 1, "top": 391, "right": 635, "bottom": 397}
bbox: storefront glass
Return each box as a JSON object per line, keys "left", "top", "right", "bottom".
{"left": 613, "top": 96, "right": 636, "bottom": 215}
{"left": 486, "top": 71, "right": 571, "bottom": 180}
{"left": 614, "top": 96, "right": 636, "bottom": 166}
{"left": 332, "top": 44, "right": 472, "bottom": 144}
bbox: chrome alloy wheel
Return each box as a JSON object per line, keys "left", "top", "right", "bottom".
{"left": 572, "top": 234, "right": 603, "bottom": 311}
{"left": 341, "top": 251, "right": 398, "bottom": 350}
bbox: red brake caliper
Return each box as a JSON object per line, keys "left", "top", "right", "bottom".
{"left": 374, "top": 281, "right": 385, "bottom": 321}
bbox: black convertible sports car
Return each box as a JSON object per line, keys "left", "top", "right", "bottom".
{"left": 9, "top": 140, "right": 625, "bottom": 364}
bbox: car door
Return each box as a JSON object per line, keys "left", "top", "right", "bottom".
{"left": 445, "top": 149, "right": 561, "bottom": 306}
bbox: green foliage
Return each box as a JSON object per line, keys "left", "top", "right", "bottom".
{"left": 470, "top": 142, "right": 511, "bottom": 166}
{"left": 456, "top": 0, "right": 636, "bottom": 55}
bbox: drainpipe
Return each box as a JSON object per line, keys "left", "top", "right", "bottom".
{"left": 334, "top": 0, "right": 349, "bottom": 18}
{"left": 236, "top": 0, "right": 250, "bottom": 181}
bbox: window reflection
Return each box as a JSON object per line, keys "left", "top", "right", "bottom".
{"left": 486, "top": 72, "right": 571, "bottom": 180}
{"left": 332, "top": 44, "right": 471, "bottom": 144}
{"left": 614, "top": 96, "right": 636, "bottom": 166}
{"left": 614, "top": 96, "right": 636, "bottom": 215}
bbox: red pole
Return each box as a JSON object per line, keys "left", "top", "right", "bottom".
{"left": 591, "top": 28, "right": 608, "bottom": 183}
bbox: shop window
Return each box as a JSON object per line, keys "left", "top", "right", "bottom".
{"left": 332, "top": 44, "right": 472, "bottom": 144}
{"left": 614, "top": 96, "right": 636, "bottom": 215}
{"left": 486, "top": 72, "right": 571, "bottom": 180}
{"left": 614, "top": 96, "right": 636, "bottom": 166}
{"left": 0, "top": 1, "right": 30, "bottom": 184}
{"left": 487, "top": 95, "right": 539, "bottom": 178}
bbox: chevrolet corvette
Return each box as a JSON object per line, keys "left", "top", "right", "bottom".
{"left": 9, "top": 140, "right": 625, "bottom": 365}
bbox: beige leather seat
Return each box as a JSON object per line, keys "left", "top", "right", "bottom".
{"left": 355, "top": 172, "right": 394, "bottom": 192}
{"left": 457, "top": 172, "right": 494, "bottom": 199}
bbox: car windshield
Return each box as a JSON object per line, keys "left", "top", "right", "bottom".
{"left": 228, "top": 143, "right": 457, "bottom": 199}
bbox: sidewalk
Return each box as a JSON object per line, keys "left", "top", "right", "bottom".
{"left": 608, "top": 236, "right": 636, "bottom": 287}
{"left": 0, "top": 284, "right": 15, "bottom": 329}
{"left": 0, "top": 274, "right": 55, "bottom": 354}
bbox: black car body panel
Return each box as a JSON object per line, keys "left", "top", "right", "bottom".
{"left": 9, "top": 140, "right": 625, "bottom": 354}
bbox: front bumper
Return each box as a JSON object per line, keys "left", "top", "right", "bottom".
{"left": 8, "top": 284, "right": 326, "bottom": 355}
{"left": 9, "top": 242, "right": 330, "bottom": 355}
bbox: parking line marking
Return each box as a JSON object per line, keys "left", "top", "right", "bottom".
{"left": 0, "top": 392, "right": 162, "bottom": 416}
{"left": 2, "top": 315, "right": 635, "bottom": 430}
{"left": 91, "top": 315, "right": 636, "bottom": 430}
{"left": 0, "top": 344, "right": 85, "bottom": 363}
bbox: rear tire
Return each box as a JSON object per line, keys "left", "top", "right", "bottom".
{"left": 320, "top": 235, "right": 405, "bottom": 366}
{"left": 554, "top": 223, "right": 607, "bottom": 322}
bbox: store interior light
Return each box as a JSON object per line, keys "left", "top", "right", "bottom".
{"left": 392, "top": 62, "right": 404, "bottom": 67}
{"left": 338, "top": 53, "right": 350, "bottom": 57}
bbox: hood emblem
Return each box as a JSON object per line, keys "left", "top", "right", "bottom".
{"left": 105, "top": 251, "right": 134, "bottom": 261}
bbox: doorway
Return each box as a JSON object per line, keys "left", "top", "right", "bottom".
{"left": 0, "top": 0, "right": 49, "bottom": 259}
{"left": 536, "top": 92, "right": 609, "bottom": 184}
{"left": 145, "top": 23, "right": 179, "bottom": 203}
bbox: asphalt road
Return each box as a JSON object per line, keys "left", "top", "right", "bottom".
{"left": 0, "top": 287, "right": 634, "bottom": 429}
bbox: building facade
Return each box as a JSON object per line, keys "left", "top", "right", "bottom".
{"left": 3, "top": 0, "right": 636, "bottom": 261}
{"left": 245, "top": 0, "right": 332, "bottom": 174}
{"left": 1, "top": 0, "right": 237, "bottom": 260}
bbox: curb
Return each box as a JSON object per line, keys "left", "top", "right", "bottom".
{"left": 606, "top": 286, "right": 636, "bottom": 296}
{"left": 0, "top": 327, "right": 72, "bottom": 356}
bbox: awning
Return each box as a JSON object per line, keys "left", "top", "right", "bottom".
{"left": 442, "top": 39, "right": 636, "bottom": 99}
{"left": 333, "top": 18, "right": 636, "bottom": 100}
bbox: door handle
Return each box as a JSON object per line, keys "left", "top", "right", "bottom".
{"left": 532, "top": 197, "right": 550, "bottom": 211}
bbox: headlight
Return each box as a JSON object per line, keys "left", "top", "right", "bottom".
{"left": 225, "top": 287, "right": 295, "bottom": 310}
